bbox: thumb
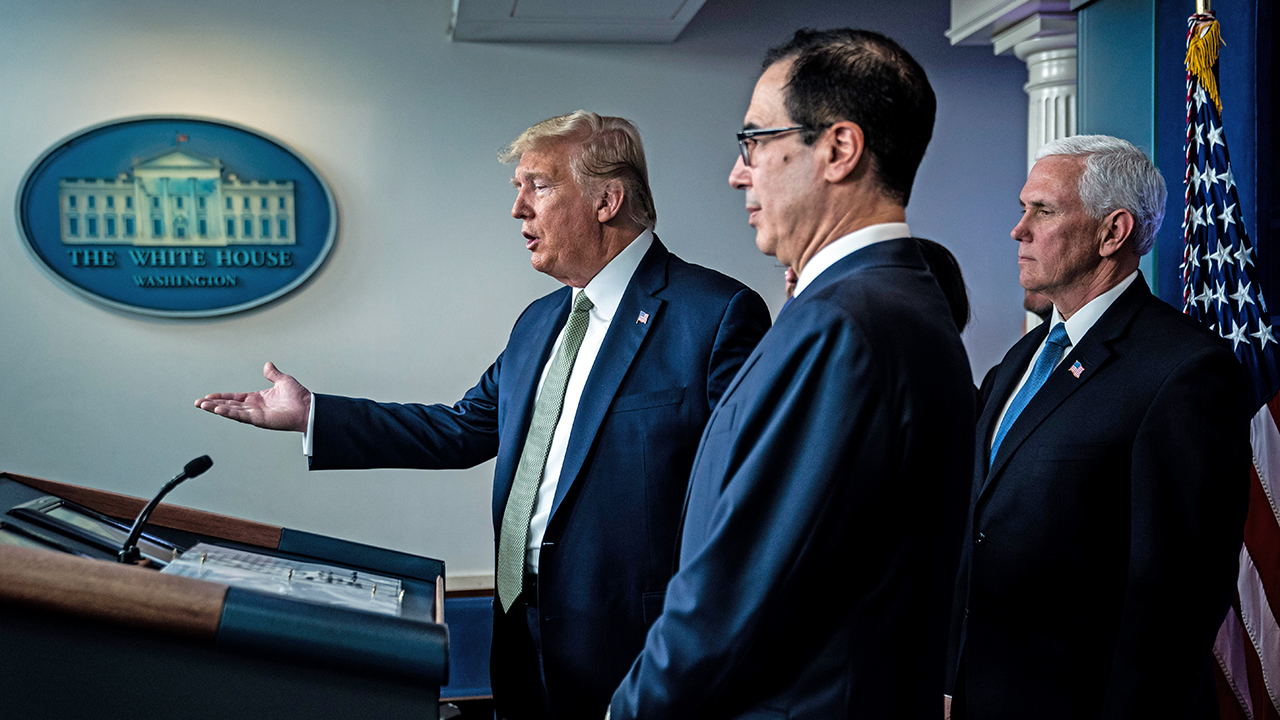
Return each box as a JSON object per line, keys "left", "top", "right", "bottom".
{"left": 263, "top": 361, "right": 286, "bottom": 384}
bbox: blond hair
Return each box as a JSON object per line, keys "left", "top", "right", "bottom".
{"left": 499, "top": 111, "right": 657, "bottom": 230}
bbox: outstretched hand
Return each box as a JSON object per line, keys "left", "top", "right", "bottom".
{"left": 195, "top": 362, "right": 311, "bottom": 433}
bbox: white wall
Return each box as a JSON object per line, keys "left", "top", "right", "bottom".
{"left": 0, "top": 0, "right": 1028, "bottom": 577}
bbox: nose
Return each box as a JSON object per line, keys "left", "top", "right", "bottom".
{"left": 729, "top": 155, "right": 750, "bottom": 189}
{"left": 1011, "top": 212, "right": 1029, "bottom": 242}
{"left": 512, "top": 192, "right": 531, "bottom": 220}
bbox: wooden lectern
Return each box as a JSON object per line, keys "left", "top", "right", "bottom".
{"left": 0, "top": 470, "right": 449, "bottom": 719}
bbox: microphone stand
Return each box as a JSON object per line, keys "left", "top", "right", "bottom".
{"left": 118, "top": 455, "right": 212, "bottom": 564}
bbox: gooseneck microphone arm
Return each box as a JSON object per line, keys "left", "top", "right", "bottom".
{"left": 118, "top": 455, "right": 213, "bottom": 564}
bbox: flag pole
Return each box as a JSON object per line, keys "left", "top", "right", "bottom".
{"left": 1184, "top": 0, "right": 1280, "bottom": 715}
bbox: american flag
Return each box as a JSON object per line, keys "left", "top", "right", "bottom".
{"left": 1180, "top": 12, "right": 1280, "bottom": 720}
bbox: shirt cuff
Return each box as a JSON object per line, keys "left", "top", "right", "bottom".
{"left": 302, "top": 392, "right": 315, "bottom": 456}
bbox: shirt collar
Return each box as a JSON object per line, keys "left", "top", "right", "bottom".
{"left": 792, "top": 222, "right": 911, "bottom": 299}
{"left": 1051, "top": 270, "right": 1139, "bottom": 346}
{"left": 581, "top": 228, "right": 653, "bottom": 322}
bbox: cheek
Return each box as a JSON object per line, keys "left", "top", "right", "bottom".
{"left": 535, "top": 202, "right": 563, "bottom": 235}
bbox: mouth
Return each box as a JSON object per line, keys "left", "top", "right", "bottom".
{"left": 746, "top": 206, "right": 761, "bottom": 226}
{"left": 523, "top": 231, "right": 539, "bottom": 250}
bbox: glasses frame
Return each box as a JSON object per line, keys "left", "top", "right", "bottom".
{"left": 736, "top": 125, "right": 806, "bottom": 166}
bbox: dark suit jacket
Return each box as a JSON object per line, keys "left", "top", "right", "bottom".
{"left": 309, "top": 239, "right": 771, "bottom": 720}
{"left": 611, "top": 238, "right": 976, "bottom": 719}
{"left": 949, "top": 276, "right": 1251, "bottom": 720}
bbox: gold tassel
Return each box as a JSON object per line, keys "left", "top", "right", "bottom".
{"left": 1186, "top": 17, "right": 1223, "bottom": 112}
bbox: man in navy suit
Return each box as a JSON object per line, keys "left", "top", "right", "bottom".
{"left": 196, "top": 111, "right": 770, "bottom": 720}
{"left": 609, "top": 29, "right": 975, "bottom": 719}
{"left": 946, "top": 136, "right": 1250, "bottom": 719}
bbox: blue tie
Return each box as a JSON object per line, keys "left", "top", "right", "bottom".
{"left": 989, "top": 322, "right": 1070, "bottom": 465}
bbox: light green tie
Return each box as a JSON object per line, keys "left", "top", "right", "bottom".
{"left": 497, "top": 290, "right": 594, "bottom": 612}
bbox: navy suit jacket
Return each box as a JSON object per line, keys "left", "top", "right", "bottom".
{"left": 611, "top": 238, "right": 976, "bottom": 719}
{"left": 949, "top": 277, "right": 1250, "bottom": 719}
{"left": 309, "top": 238, "right": 770, "bottom": 720}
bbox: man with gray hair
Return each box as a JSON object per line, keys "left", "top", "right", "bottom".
{"left": 196, "top": 111, "right": 770, "bottom": 720}
{"left": 947, "top": 135, "right": 1251, "bottom": 719}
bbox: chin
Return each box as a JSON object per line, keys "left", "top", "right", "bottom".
{"left": 754, "top": 233, "right": 777, "bottom": 258}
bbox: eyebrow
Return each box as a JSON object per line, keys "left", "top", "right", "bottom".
{"left": 742, "top": 122, "right": 762, "bottom": 131}
{"left": 512, "top": 171, "right": 551, "bottom": 186}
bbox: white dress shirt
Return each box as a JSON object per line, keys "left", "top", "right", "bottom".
{"left": 523, "top": 229, "right": 652, "bottom": 572}
{"left": 791, "top": 222, "right": 911, "bottom": 299}
{"left": 988, "top": 270, "right": 1139, "bottom": 454}
{"left": 305, "top": 229, "right": 655, "bottom": 574}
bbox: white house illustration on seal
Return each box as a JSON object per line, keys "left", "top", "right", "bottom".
{"left": 59, "top": 147, "right": 296, "bottom": 247}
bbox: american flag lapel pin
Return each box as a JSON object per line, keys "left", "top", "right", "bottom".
{"left": 1069, "top": 360, "right": 1084, "bottom": 378}
{"left": 637, "top": 310, "right": 649, "bottom": 325}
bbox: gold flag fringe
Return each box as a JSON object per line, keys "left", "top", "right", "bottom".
{"left": 1186, "top": 16, "right": 1223, "bottom": 112}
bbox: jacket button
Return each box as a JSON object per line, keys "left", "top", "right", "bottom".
{"left": 975, "top": 532, "right": 986, "bottom": 545}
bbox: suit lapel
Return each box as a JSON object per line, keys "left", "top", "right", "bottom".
{"left": 547, "top": 239, "right": 670, "bottom": 520}
{"left": 978, "top": 277, "right": 1153, "bottom": 500}
{"left": 972, "top": 326, "right": 1044, "bottom": 496}
{"left": 492, "top": 289, "right": 570, "bottom": 519}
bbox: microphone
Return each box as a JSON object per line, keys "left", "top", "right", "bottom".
{"left": 118, "top": 456, "right": 213, "bottom": 564}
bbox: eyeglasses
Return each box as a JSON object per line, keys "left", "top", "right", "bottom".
{"left": 736, "top": 125, "right": 805, "bottom": 166}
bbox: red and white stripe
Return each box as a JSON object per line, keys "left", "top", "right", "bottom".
{"left": 1215, "top": 399, "right": 1280, "bottom": 719}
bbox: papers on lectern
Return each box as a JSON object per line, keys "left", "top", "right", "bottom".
{"left": 162, "top": 543, "right": 403, "bottom": 616}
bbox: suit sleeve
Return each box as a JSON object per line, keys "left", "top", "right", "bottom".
{"left": 308, "top": 352, "right": 503, "bottom": 471}
{"left": 1100, "top": 345, "right": 1250, "bottom": 718}
{"left": 610, "top": 305, "right": 899, "bottom": 719}
{"left": 704, "top": 288, "right": 771, "bottom": 407}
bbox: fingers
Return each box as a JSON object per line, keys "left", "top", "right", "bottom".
{"left": 197, "top": 392, "right": 250, "bottom": 403}
{"left": 194, "top": 397, "right": 242, "bottom": 413}
{"left": 194, "top": 398, "right": 251, "bottom": 423}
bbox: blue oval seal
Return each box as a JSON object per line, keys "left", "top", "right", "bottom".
{"left": 16, "top": 116, "right": 336, "bottom": 317}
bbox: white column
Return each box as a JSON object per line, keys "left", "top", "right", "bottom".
{"left": 1018, "top": 42, "right": 1077, "bottom": 173}
{"left": 993, "top": 13, "right": 1077, "bottom": 171}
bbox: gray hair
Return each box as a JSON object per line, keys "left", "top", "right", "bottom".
{"left": 498, "top": 111, "right": 657, "bottom": 231}
{"left": 1034, "top": 135, "right": 1167, "bottom": 256}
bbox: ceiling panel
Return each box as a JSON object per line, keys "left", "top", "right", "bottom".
{"left": 512, "top": 0, "right": 689, "bottom": 20}
{"left": 450, "top": 0, "right": 709, "bottom": 43}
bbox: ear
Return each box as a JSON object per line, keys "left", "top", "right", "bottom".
{"left": 822, "top": 121, "right": 866, "bottom": 183}
{"left": 596, "top": 179, "right": 625, "bottom": 223}
{"left": 1097, "top": 208, "right": 1136, "bottom": 258}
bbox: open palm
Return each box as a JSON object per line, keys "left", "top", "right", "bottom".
{"left": 195, "top": 362, "right": 311, "bottom": 432}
